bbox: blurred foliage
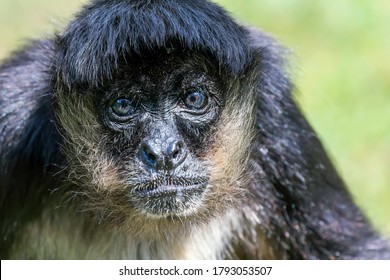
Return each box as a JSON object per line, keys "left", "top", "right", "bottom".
{"left": 0, "top": 0, "right": 389, "bottom": 235}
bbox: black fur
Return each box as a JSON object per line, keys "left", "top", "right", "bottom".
{"left": 56, "top": 0, "right": 252, "bottom": 89}
{"left": 0, "top": 41, "right": 62, "bottom": 257}
{"left": 246, "top": 33, "right": 390, "bottom": 258}
{"left": 0, "top": 0, "right": 389, "bottom": 259}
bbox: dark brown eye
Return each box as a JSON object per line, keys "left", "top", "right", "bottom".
{"left": 111, "top": 98, "right": 135, "bottom": 116}
{"left": 183, "top": 89, "right": 208, "bottom": 110}
{"left": 109, "top": 98, "right": 137, "bottom": 122}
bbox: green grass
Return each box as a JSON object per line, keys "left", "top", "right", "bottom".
{"left": 1, "top": 0, "right": 389, "bottom": 236}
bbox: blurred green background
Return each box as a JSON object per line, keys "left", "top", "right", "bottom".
{"left": 0, "top": 0, "right": 389, "bottom": 235}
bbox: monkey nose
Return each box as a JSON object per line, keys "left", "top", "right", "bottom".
{"left": 138, "top": 139, "right": 187, "bottom": 171}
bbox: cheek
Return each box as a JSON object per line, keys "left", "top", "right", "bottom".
{"left": 63, "top": 131, "right": 125, "bottom": 191}
{"left": 204, "top": 106, "right": 255, "bottom": 209}
{"left": 55, "top": 95, "right": 126, "bottom": 191}
{"left": 210, "top": 114, "right": 253, "bottom": 179}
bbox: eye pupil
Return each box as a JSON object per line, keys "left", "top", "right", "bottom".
{"left": 111, "top": 98, "right": 135, "bottom": 116}
{"left": 184, "top": 90, "right": 207, "bottom": 110}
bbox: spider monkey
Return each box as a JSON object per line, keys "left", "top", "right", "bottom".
{"left": 0, "top": 0, "right": 389, "bottom": 259}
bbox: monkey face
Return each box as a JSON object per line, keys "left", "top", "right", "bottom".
{"left": 98, "top": 52, "right": 223, "bottom": 217}
{"left": 55, "top": 49, "right": 256, "bottom": 232}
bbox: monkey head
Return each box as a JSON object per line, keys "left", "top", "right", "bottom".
{"left": 53, "top": 0, "right": 259, "bottom": 237}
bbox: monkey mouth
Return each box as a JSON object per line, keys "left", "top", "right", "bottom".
{"left": 133, "top": 177, "right": 208, "bottom": 198}
{"left": 130, "top": 176, "right": 208, "bottom": 217}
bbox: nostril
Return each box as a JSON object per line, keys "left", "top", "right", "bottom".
{"left": 139, "top": 142, "right": 159, "bottom": 167}
{"left": 167, "top": 140, "right": 183, "bottom": 158}
{"left": 166, "top": 140, "right": 186, "bottom": 169}
{"left": 172, "top": 150, "right": 180, "bottom": 159}
{"left": 172, "top": 142, "right": 182, "bottom": 159}
{"left": 145, "top": 150, "right": 156, "bottom": 163}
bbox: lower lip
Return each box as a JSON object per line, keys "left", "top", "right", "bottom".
{"left": 134, "top": 182, "right": 207, "bottom": 198}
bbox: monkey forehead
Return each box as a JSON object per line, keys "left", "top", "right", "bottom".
{"left": 55, "top": 0, "right": 253, "bottom": 89}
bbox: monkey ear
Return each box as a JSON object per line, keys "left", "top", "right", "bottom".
{"left": 0, "top": 40, "right": 61, "bottom": 187}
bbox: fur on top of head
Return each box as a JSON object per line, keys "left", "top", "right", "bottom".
{"left": 54, "top": 0, "right": 253, "bottom": 89}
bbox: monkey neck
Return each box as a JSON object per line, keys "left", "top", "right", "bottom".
{"left": 8, "top": 199, "right": 247, "bottom": 259}
{"left": 6, "top": 179, "right": 284, "bottom": 259}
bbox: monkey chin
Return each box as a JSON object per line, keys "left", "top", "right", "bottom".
{"left": 130, "top": 178, "right": 208, "bottom": 218}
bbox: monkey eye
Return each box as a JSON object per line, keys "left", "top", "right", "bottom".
{"left": 109, "top": 98, "right": 137, "bottom": 120}
{"left": 182, "top": 89, "right": 208, "bottom": 110}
